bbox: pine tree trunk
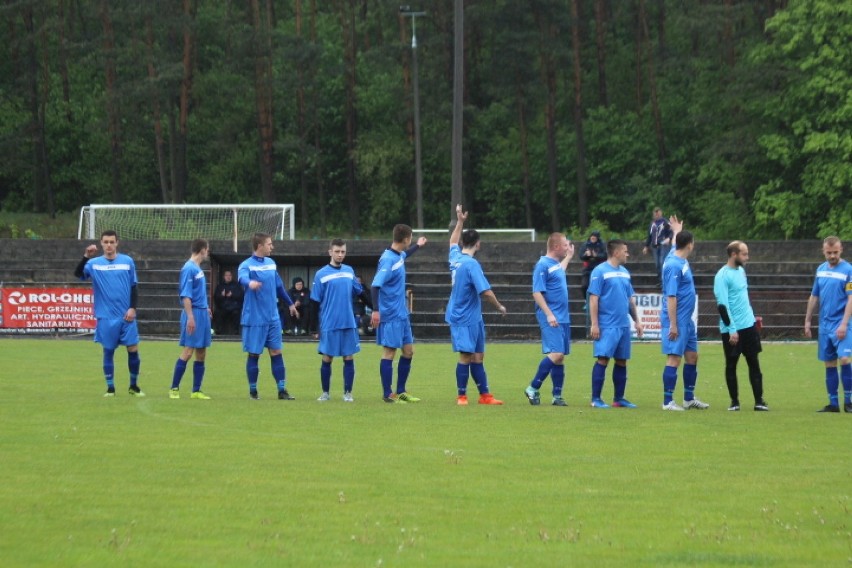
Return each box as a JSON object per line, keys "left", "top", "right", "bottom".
{"left": 571, "top": 0, "right": 588, "bottom": 229}
{"left": 99, "top": 0, "right": 122, "bottom": 203}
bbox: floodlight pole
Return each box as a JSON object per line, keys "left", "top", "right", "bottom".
{"left": 401, "top": 7, "right": 426, "bottom": 229}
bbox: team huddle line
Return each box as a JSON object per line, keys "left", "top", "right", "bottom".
{"left": 75, "top": 215, "right": 852, "bottom": 412}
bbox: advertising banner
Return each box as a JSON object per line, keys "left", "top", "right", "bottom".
{"left": 631, "top": 293, "right": 699, "bottom": 340}
{"left": 0, "top": 287, "right": 95, "bottom": 333}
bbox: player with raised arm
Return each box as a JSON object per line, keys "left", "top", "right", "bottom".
{"left": 447, "top": 229, "right": 507, "bottom": 405}
{"left": 74, "top": 230, "right": 144, "bottom": 397}
{"left": 169, "top": 239, "right": 212, "bottom": 400}
{"left": 804, "top": 237, "right": 852, "bottom": 413}
{"left": 238, "top": 233, "right": 299, "bottom": 400}
{"left": 659, "top": 217, "right": 709, "bottom": 411}
{"left": 587, "top": 239, "right": 643, "bottom": 408}
{"left": 370, "top": 225, "right": 428, "bottom": 403}
{"left": 311, "top": 239, "right": 373, "bottom": 402}
{"left": 524, "top": 233, "right": 574, "bottom": 406}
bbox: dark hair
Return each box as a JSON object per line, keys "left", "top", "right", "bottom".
{"left": 191, "top": 238, "right": 209, "bottom": 254}
{"left": 292, "top": 276, "right": 304, "bottom": 286}
{"left": 330, "top": 238, "right": 346, "bottom": 248}
{"left": 675, "top": 230, "right": 694, "bottom": 250}
{"left": 461, "top": 229, "right": 480, "bottom": 248}
{"left": 101, "top": 230, "right": 118, "bottom": 240}
{"left": 392, "top": 224, "right": 412, "bottom": 243}
{"left": 251, "top": 232, "right": 271, "bottom": 251}
{"left": 607, "top": 239, "right": 627, "bottom": 256}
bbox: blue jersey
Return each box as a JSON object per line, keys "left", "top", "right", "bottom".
{"left": 661, "top": 252, "right": 695, "bottom": 327}
{"left": 713, "top": 265, "right": 754, "bottom": 333}
{"left": 449, "top": 244, "right": 462, "bottom": 273}
{"left": 811, "top": 259, "right": 852, "bottom": 331}
{"left": 588, "top": 261, "right": 634, "bottom": 329}
{"left": 178, "top": 260, "right": 208, "bottom": 309}
{"left": 372, "top": 248, "right": 409, "bottom": 321}
{"left": 311, "top": 263, "right": 362, "bottom": 331}
{"left": 445, "top": 253, "right": 491, "bottom": 326}
{"left": 532, "top": 256, "right": 570, "bottom": 325}
{"left": 238, "top": 255, "right": 289, "bottom": 326}
{"left": 81, "top": 254, "right": 138, "bottom": 319}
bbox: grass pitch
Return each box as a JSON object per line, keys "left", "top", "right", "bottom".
{"left": 0, "top": 337, "right": 849, "bottom": 567}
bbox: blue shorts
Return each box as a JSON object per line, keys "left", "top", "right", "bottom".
{"left": 180, "top": 308, "right": 212, "bottom": 349}
{"left": 242, "top": 321, "right": 283, "bottom": 354}
{"left": 593, "top": 327, "right": 632, "bottom": 360}
{"left": 95, "top": 318, "right": 139, "bottom": 350}
{"left": 376, "top": 318, "right": 414, "bottom": 349}
{"left": 818, "top": 328, "right": 852, "bottom": 362}
{"left": 540, "top": 323, "right": 571, "bottom": 355}
{"left": 661, "top": 319, "right": 698, "bottom": 357}
{"left": 450, "top": 321, "right": 486, "bottom": 354}
{"left": 319, "top": 328, "right": 361, "bottom": 357}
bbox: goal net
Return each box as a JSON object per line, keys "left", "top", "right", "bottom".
{"left": 78, "top": 204, "right": 295, "bottom": 251}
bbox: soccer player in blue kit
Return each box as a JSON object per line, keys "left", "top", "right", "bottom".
{"left": 238, "top": 233, "right": 299, "bottom": 400}
{"left": 659, "top": 217, "right": 709, "bottom": 411}
{"left": 74, "top": 230, "right": 144, "bottom": 397}
{"left": 524, "top": 232, "right": 574, "bottom": 407}
{"left": 804, "top": 236, "right": 852, "bottom": 413}
{"left": 169, "top": 238, "right": 212, "bottom": 400}
{"left": 446, "top": 229, "right": 507, "bottom": 405}
{"left": 587, "top": 239, "right": 643, "bottom": 408}
{"left": 370, "top": 224, "right": 428, "bottom": 403}
{"left": 311, "top": 238, "right": 372, "bottom": 402}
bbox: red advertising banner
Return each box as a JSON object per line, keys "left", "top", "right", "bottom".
{"left": 0, "top": 287, "right": 95, "bottom": 332}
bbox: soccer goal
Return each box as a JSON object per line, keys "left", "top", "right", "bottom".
{"left": 78, "top": 204, "right": 295, "bottom": 252}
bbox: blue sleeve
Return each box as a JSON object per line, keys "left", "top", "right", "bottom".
{"left": 310, "top": 278, "right": 322, "bottom": 303}
{"left": 276, "top": 275, "right": 293, "bottom": 306}
{"left": 238, "top": 262, "right": 251, "bottom": 288}
{"left": 532, "top": 265, "right": 547, "bottom": 294}
{"left": 472, "top": 264, "right": 491, "bottom": 295}
{"left": 178, "top": 266, "right": 193, "bottom": 299}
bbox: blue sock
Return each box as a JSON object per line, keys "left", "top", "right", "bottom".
{"left": 613, "top": 364, "right": 627, "bottom": 400}
{"left": 396, "top": 356, "right": 412, "bottom": 394}
{"left": 456, "top": 363, "right": 470, "bottom": 395}
{"left": 663, "top": 366, "right": 678, "bottom": 404}
{"left": 320, "top": 360, "right": 332, "bottom": 393}
{"left": 246, "top": 356, "right": 259, "bottom": 392}
{"left": 551, "top": 364, "right": 565, "bottom": 397}
{"left": 840, "top": 364, "right": 852, "bottom": 404}
{"left": 380, "top": 359, "right": 393, "bottom": 397}
{"left": 127, "top": 351, "right": 140, "bottom": 386}
{"left": 103, "top": 348, "right": 115, "bottom": 390}
{"left": 271, "top": 354, "right": 286, "bottom": 391}
{"left": 591, "top": 362, "right": 606, "bottom": 399}
{"left": 192, "top": 361, "right": 204, "bottom": 392}
{"left": 683, "top": 364, "right": 698, "bottom": 401}
{"left": 531, "top": 357, "right": 555, "bottom": 390}
{"left": 171, "top": 358, "right": 187, "bottom": 389}
{"left": 343, "top": 359, "right": 355, "bottom": 392}
{"left": 826, "top": 367, "right": 840, "bottom": 406}
{"left": 470, "top": 362, "right": 489, "bottom": 394}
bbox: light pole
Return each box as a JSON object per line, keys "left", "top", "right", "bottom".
{"left": 400, "top": 6, "right": 426, "bottom": 229}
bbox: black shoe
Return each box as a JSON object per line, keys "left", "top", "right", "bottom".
{"left": 278, "top": 389, "right": 295, "bottom": 400}
{"left": 817, "top": 404, "right": 840, "bottom": 413}
{"left": 844, "top": 402, "right": 852, "bottom": 413}
{"left": 249, "top": 390, "right": 259, "bottom": 400}
{"left": 754, "top": 401, "right": 769, "bottom": 411}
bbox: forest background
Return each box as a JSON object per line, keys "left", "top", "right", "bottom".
{"left": 0, "top": 0, "right": 849, "bottom": 240}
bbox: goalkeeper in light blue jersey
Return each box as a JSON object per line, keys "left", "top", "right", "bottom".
{"left": 805, "top": 236, "right": 852, "bottom": 413}
{"left": 169, "top": 238, "right": 213, "bottom": 400}
{"left": 238, "top": 233, "right": 298, "bottom": 401}
{"left": 714, "top": 241, "right": 767, "bottom": 412}
{"left": 74, "top": 230, "right": 143, "bottom": 398}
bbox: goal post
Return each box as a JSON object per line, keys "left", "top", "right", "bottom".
{"left": 78, "top": 204, "right": 295, "bottom": 252}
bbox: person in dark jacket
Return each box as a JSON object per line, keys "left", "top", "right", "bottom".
{"left": 284, "top": 277, "right": 313, "bottom": 335}
{"left": 213, "top": 270, "right": 243, "bottom": 335}
{"left": 580, "top": 231, "right": 607, "bottom": 301}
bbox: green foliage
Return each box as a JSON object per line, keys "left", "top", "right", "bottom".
{"left": 0, "top": 2, "right": 849, "bottom": 239}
